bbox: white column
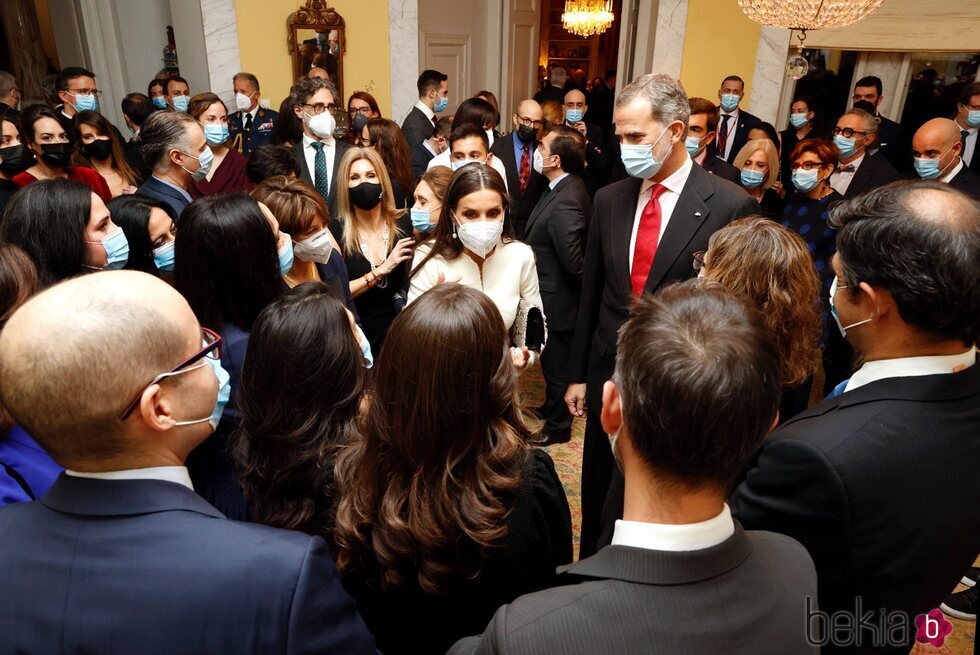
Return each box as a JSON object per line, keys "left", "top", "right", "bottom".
{"left": 748, "top": 26, "right": 791, "bottom": 124}
{"left": 200, "top": 0, "right": 243, "bottom": 108}
{"left": 852, "top": 51, "right": 906, "bottom": 120}
{"left": 389, "top": 0, "right": 420, "bottom": 122}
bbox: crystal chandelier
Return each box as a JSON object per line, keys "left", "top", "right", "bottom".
{"left": 738, "top": 0, "right": 884, "bottom": 78}
{"left": 562, "top": 0, "right": 615, "bottom": 38}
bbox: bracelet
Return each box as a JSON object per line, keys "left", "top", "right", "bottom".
{"left": 365, "top": 273, "right": 377, "bottom": 288}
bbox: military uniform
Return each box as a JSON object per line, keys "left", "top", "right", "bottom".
{"left": 229, "top": 106, "right": 278, "bottom": 157}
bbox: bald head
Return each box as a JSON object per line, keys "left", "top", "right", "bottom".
{"left": 307, "top": 67, "right": 330, "bottom": 81}
{"left": 913, "top": 118, "right": 962, "bottom": 157}
{"left": 517, "top": 99, "right": 542, "bottom": 120}
{"left": 564, "top": 89, "right": 586, "bottom": 106}
{"left": 0, "top": 271, "right": 190, "bottom": 464}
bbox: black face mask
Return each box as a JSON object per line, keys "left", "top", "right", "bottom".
{"left": 83, "top": 138, "right": 113, "bottom": 161}
{"left": 38, "top": 142, "right": 73, "bottom": 168}
{"left": 349, "top": 182, "right": 383, "bottom": 210}
{"left": 516, "top": 124, "right": 537, "bottom": 144}
{"left": 0, "top": 144, "right": 33, "bottom": 176}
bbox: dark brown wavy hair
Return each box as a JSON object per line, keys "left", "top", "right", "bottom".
{"left": 703, "top": 216, "right": 822, "bottom": 386}
{"left": 333, "top": 283, "right": 532, "bottom": 593}
{"left": 229, "top": 282, "right": 366, "bottom": 537}
{"left": 365, "top": 118, "right": 416, "bottom": 194}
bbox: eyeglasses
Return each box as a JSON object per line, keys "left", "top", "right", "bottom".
{"left": 515, "top": 114, "right": 545, "bottom": 129}
{"left": 832, "top": 127, "right": 866, "bottom": 138}
{"left": 349, "top": 107, "right": 372, "bottom": 116}
{"left": 304, "top": 102, "right": 338, "bottom": 115}
{"left": 791, "top": 161, "right": 826, "bottom": 171}
{"left": 692, "top": 251, "right": 706, "bottom": 272}
{"left": 119, "top": 327, "right": 222, "bottom": 420}
{"left": 70, "top": 88, "right": 102, "bottom": 96}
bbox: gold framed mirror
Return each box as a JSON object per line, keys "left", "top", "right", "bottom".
{"left": 287, "top": 1, "right": 346, "bottom": 98}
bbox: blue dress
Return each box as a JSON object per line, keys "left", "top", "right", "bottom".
{"left": 780, "top": 190, "right": 845, "bottom": 296}
{"left": 0, "top": 425, "right": 63, "bottom": 506}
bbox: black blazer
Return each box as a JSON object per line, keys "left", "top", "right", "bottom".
{"left": 841, "top": 151, "right": 900, "bottom": 198}
{"left": 0, "top": 475, "right": 376, "bottom": 654}
{"left": 949, "top": 163, "right": 980, "bottom": 198}
{"left": 699, "top": 148, "right": 742, "bottom": 185}
{"left": 569, "top": 164, "right": 759, "bottom": 412}
{"left": 731, "top": 363, "right": 980, "bottom": 654}
{"left": 719, "top": 109, "right": 762, "bottom": 164}
{"left": 565, "top": 121, "right": 605, "bottom": 195}
{"left": 136, "top": 175, "right": 191, "bottom": 221}
{"left": 875, "top": 115, "right": 908, "bottom": 171}
{"left": 411, "top": 142, "right": 435, "bottom": 178}
{"left": 401, "top": 106, "right": 434, "bottom": 151}
{"left": 524, "top": 174, "right": 592, "bottom": 332}
{"left": 449, "top": 524, "right": 818, "bottom": 655}
{"left": 228, "top": 107, "right": 279, "bottom": 157}
{"left": 490, "top": 132, "right": 548, "bottom": 238}
{"left": 291, "top": 138, "right": 352, "bottom": 220}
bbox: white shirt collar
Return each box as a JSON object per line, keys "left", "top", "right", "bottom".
{"left": 423, "top": 140, "right": 439, "bottom": 157}
{"left": 549, "top": 172, "right": 570, "bottom": 189}
{"left": 642, "top": 154, "right": 693, "bottom": 196}
{"left": 65, "top": 466, "right": 194, "bottom": 491}
{"left": 840, "top": 152, "right": 866, "bottom": 171}
{"left": 414, "top": 99, "right": 435, "bottom": 121}
{"left": 303, "top": 132, "right": 333, "bottom": 148}
{"left": 612, "top": 504, "right": 735, "bottom": 552}
{"left": 955, "top": 119, "right": 977, "bottom": 136}
{"left": 845, "top": 346, "right": 976, "bottom": 393}
{"left": 941, "top": 158, "right": 965, "bottom": 183}
{"left": 720, "top": 107, "right": 740, "bottom": 119}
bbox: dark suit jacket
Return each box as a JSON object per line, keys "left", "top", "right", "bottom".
{"left": 949, "top": 163, "right": 980, "bottom": 198}
{"left": 565, "top": 120, "right": 605, "bottom": 196}
{"left": 401, "top": 106, "right": 434, "bottom": 151}
{"left": 524, "top": 174, "right": 591, "bottom": 332}
{"left": 699, "top": 147, "right": 742, "bottom": 185}
{"left": 449, "top": 524, "right": 818, "bottom": 655}
{"left": 136, "top": 175, "right": 191, "bottom": 221}
{"left": 731, "top": 363, "right": 980, "bottom": 654}
{"left": 411, "top": 142, "right": 436, "bottom": 178}
{"left": 229, "top": 107, "right": 279, "bottom": 157}
{"left": 841, "top": 151, "right": 900, "bottom": 199}
{"left": 569, "top": 164, "right": 759, "bottom": 412}
{"left": 533, "top": 85, "right": 565, "bottom": 106}
{"left": 875, "top": 115, "right": 908, "bottom": 171}
{"left": 719, "top": 109, "right": 762, "bottom": 164}
{"left": 0, "top": 475, "right": 376, "bottom": 654}
{"left": 292, "top": 138, "right": 352, "bottom": 220}
{"left": 491, "top": 132, "right": 548, "bottom": 238}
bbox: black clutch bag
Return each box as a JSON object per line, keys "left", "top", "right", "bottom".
{"left": 511, "top": 299, "right": 547, "bottom": 352}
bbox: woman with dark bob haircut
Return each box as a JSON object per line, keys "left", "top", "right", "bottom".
{"left": 106, "top": 194, "right": 175, "bottom": 275}
{"left": 334, "top": 283, "right": 572, "bottom": 655}
{"left": 229, "top": 281, "right": 365, "bottom": 537}
{"left": 174, "top": 194, "right": 288, "bottom": 519}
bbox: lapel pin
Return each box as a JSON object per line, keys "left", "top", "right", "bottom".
{"left": 694, "top": 211, "right": 702, "bottom": 217}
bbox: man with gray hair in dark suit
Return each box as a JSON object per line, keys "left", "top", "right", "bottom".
{"left": 451, "top": 281, "right": 817, "bottom": 655}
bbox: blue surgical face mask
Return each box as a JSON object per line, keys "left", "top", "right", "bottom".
{"left": 720, "top": 93, "right": 740, "bottom": 112}
{"left": 356, "top": 324, "right": 373, "bottom": 368}
{"left": 565, "top": 108, "right": 584, "bottom": 123}
{"left": 160, "top": 355, "right": 231, "bottom": 431}
{"left": 151, "top": 96, "right": 168, "bottom": 110}
{"left": 152, "top": 240, "right": 175, "bottom": 273}
{"left": 740, "top": 168, "right": 766, "bottom": 188}
{"left": 913, "top": 143, "right": 954, "bottom": 180}
{"left": 834, "top": 134, "right": 860, "bottom": 158}
{"left": 450, "top": 157, "right": 486, "bottom": 172}
{"left": 789, "top": 113, "right": 809, "bottom": 128}
{"left": 71, "top": 92, "right": 98, "bottom": 112}
{"left": 685, "top": 135, "right": 703, "bottom": 157}
{"left": 181, "top": 146, "right": 214, "bottom": 181}
{"left": 203, "top": 123, "right": 229, "bottom": 146}
{"left": 434, "top": 95, "right": 449, "bottom": 113}
{"left": 277, "top": 233, "right": 294, "bottom": 275}
{"left": 965, "top": 108, "right": 980, "bottom": 128}
{"left": 792, "top": 168, "right": 821, "bottom": 193}
{"left": 620, "top": 125, "right": 672, "bottom": 179}
{"left": 86, "top": 227, "right": 130, "bottom": 270}
{"left": 172, "top": 95, "right": 190, "bottom": 113}
{"left": 411, "top": 206, "right": 438, "bottom": 232}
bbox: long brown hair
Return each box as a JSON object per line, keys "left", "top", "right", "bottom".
{"left": 71, "top": 110, "right": 140, "bottom": 186}
{"left": 366, "top": 118, "right": 415, "bottom": 193}
{"left": 0, "top": 244, "right": 40, "bottom": 432}
{"left": 333, "top": 283, "right": 531, "bottom": 593}
{"left": 409, "top": 164, "right": 511, "bottom": 278}
{"left": 251, "top": 175, "right": 330, "bottom": 237}
{"left": 703, "top": 216, "right": 822, "bottom": 386}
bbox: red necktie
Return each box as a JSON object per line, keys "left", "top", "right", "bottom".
{"left": 519, "top": 144, "right": 530, "bottom": 191}
{"left": 717, "top": 114, "right": 731, "bottom": 154}
{"left": 630, "top": 184, "right": 668, "bottom": 296}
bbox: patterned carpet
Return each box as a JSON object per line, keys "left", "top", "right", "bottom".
{"left": 518, "top": 363, "right": 976, "bottom": 654}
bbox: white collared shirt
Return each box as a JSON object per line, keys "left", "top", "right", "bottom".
{"left": 628, "top": 155, "right": 694, "bottom": 269}
{"left": 830, "top": 152, "right": 866, "bottom": 196}
{"left": 844, "top": 346, "right": 976, "bottom": 393}
{"left": 244, "top": 105, "right": 259, "bottom": 123}
{"left": 302, "top": 132, "right": 336, "bottom": 194}
{"left": 66, "top": 466, "right": 194, "bottom": 491}
{"left": 414, "top": 99, "right": 435, "bottom": 123}
{"left": 717, "top": 109, "right": 740, "bottom": 161}
{"left": 941, "top": 158, "right": 965, "bottom": 184}
{"left": 549, "top": 172, "right": 570, "bottom": 189}
{"left": 423, "top": 139, "right": 439, "bottom": 157}
{"left": 958, "top": 122, "right": 977, "bottom": 166}
{"left": 612, "top": 504, "right": 735, "bottom": 552}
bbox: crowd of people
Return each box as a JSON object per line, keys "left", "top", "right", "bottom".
{"left": 0, "top": 57, "right": 977, "bottom": 655}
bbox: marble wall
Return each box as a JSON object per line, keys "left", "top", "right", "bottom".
{"left": 748, "top": 26, "right": 791, "bottom": 123}
{"left": 389, "top": 0, "right": 420, "bottom": 123}
{"left": 854, "top": 51, "right": 907, "bottom": 120}
{"left": 199, "top": 0, "right": 242, "bottom": 108}
{"left": 649, "top": 0, "right": 688, "bottom": 78}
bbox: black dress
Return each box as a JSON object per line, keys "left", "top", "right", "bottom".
{"left": 341, "top": 448, "right": 573, "bottom": 655}
{"left": 0, "top": 178, "right": 18, "bottom": 216}
{"left": 329, "top": 213, "right": 412, "bottom": 358}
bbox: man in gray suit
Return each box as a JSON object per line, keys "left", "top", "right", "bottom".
{"left": 451, "top": 282, "right": 818, "bottom": 655}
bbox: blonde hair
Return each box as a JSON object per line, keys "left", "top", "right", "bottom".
{"left": 335, "top": 147, "right": 406, "bottom": 257}
{"left": 733, "top": 139, "right": 780, "bottom": 190}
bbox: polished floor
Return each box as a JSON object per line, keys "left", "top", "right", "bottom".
{"left": 518, "top": 363, "right": 977, "bottom": 654}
